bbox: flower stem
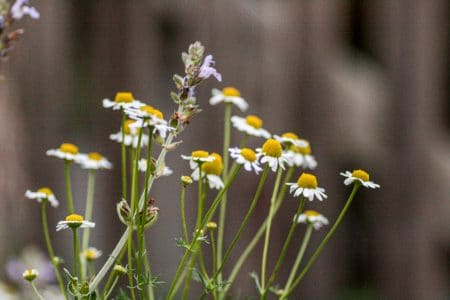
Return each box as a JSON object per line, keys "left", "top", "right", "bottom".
{"left": 280, "top": 224, "right": 313, "bottom": 299}
{"left": 121, "top": 111, "right": 127, "bottom": 200}
{"left": 181, "top": 185, "right": 189, "bottom": 243}
{"left": 210, "top": 228, "right": 217, "bottom": 276}
{"left": 282, "top": 183, "right": 361, "bottom": 298}
{"left": 72, "top": 228, "right": 80, "bottom": 279}
{"left": 103, "top": 275, "right": 120, "bottom": 300}
{"left": 30, "top": 282, "right": 45, "bottom": 300}
{"left": 196, "top": 166, "right": 204, "bottom": 228}
{"left": 64, "top": 161, "right": 74, "bottom": 214}
{"left": 260, "top": 167, "right": 284, "bottom": 292}
{"left": 41, "top": 202, "right": 68, "bottom": 300}
{"left": 81, "top": 169, "right": 96, "bottom": 279}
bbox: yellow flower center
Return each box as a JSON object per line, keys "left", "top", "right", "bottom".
{"left": 66, "top": 214, "right": 84, "bottom": 222}
{"left": 114, "top": 92, "right": 134, "bottom": 103}
{"left": 262, "top": 139, "right": 282, "bottom": 157}
{"left": 84, "top": 249, "right": 98, "bottom": 260}
{"left": 245, "top": 115, "right": 263, "bottom": 129}
{"left": 123, "top": 119, "right": 136, "bottom": 135}
{"left": 297, "top": 173, "right": 318, "bottom": 189}
{"left": 222, "top": 87, "right": 240, "bottom": 97}
{"left": 88, "top": 152, "right": 103, "bottom": 161}
{"left": 59, "top": 143, "right": 79, "bottom": 155}
{"left": 192, "top": 150, "right": 209, "bottom": 159}
{"left": 206, "top": 222, "right": 217, "bottom": 230}
{"left": 290, "top": 143, "right": 311, "bottom": 155}
{"left": 202, "top": 153, "right": 223, "bottom": 175}
{"left": 240, "top": 148, "right": 257, "bottom": 162}
{"left": 304, "top": 210, "right": 320, "bottom": 217}
{"left": 352, "top": 169, "right": 370, "bottom": 181}
{"left": 282, "top": 132, "right": 299, "bottom": 140}
{"left": 150, "top": 108, "right": 164, "bottom": 119}
{"left": 37, "top": 187, "right": 53, "bottom": 196}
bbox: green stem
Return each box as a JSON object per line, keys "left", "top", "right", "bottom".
{"left": 103, "top": 275, "right": 120, "bottom": 300}
{"left": 30, "top": 282, "right": 45, "bottom": 300}
{"left": 121, "top": 111, "right": 127, "bottom": 200}
{"left": 263, "top": 198, "right": 306, "bottom": 296}
{"left": 210, "top": 228, "right": 217, "bottom": 276}
{"left": 127, "top": 232, "right": 136, "bottom": 300}
{"left": 260, "top": 167, "right": 284, "bottom": 292}
{"left": 220, "top": 167, "right": 294, "bottom": 298}
{"left": 41, "top": 202, "right": 68, "bottom": 300}
{"left": 64, "top": 161, "right": 74, "bottom": 214}
{"left": 217, "top": 103, "right": 232, "bottom": 282}
{"left": 181, "top": 185, "right": 189, "bottom": 243}
{"left": 72, "top": 228, "right": 80, "bottom": 279}
{"left": 82, "top": 170, "right": 96, "bottom": 279}
{"left": 196, "top": 166, "right": 204, "bottom": 228}
{"left": 280, "top": 225, "right": 313, "bottom": 299}
{"left": 214, "top": 165, "right": 269, "bottom": 278}
{"left": 282, "top": 183, "right": 361, "bottom": 298}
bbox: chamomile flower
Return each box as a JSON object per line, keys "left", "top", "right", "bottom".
{"left": 181, "top": 150, "right": 215, "bottom": 169}
{"left": 102, "top": 92, "right": 144, "bottom": 111}
{"left": 286, "top": 173, "right": 327, "bottom": 201}
{"left": 75, "top": 152, "right": 112, "bottom": 170}
{"left": 22, "top": 269, "right": 38, "bottom": 282}
{"left": 274, "top": 132, "right": 309, "bottom": 148}
{"left": 138, "top": 158, "right": 173, "bottom": 176}
{"left": 56, "top": 214, "right": 95, "bottom": 231}
{"left": 284, "top": 141, "right": 317, "bottom": 170}
{"left": 46, "top": 143, "right": 81, "bottom": 161}
{"left": 25, "top": 187, "right": 59, "bottom": 207}
{"left": 229, "top": 147, "right": 262, "bottom": 174}
{"left": 340, "top": 169, "right": 380, "bottom": 189}
{"left": 82, "top": 247, "right": 102, "bottom": 262}
{"left": 109, "top": 119, "right": 149, "bottom": 148}
{"left": 191, "top": 153, "right": 224, "bottom": 190}
{"left": 256, "top": 139, "right": 288, "bottom": 172}
{"left": 209, "top": 87, "right": 248, "bottom": 111}
{"left": 295, "top": 210, "right": 329, "bottom": 230}
{"left": 126, "top": 105, "right": 174, "bottom": 138}
{"left": 231, "top": 115, "right": 271, "bottom": 138}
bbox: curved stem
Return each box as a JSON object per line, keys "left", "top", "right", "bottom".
{"left": 30, "top": 282, "right": 45, "bottom": 300}
{"left": 103, "top": 275, "right": 120, "bottom": 300}
{"left": 64, "top": 161, "right": 74, "bottom": 214}
{"left": 282, "top": 184, "right": 361, "bottom": 298}
{"left": 180, "top": 185, "right": 189, "bottom": 243}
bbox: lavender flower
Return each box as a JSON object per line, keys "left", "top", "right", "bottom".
{"left": 10, "top": 0, "right": 40, "bottom": 20}
{"left": 198, "top": 54, "right": 222, "bottom": 81}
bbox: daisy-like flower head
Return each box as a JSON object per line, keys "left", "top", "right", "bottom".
{"left": 102, "top": 92, "right": 144, "bottom": 111}
{"left": 209, "top": 87, "right": 248, "bottom": 111}
{"left": 206, "top": 221, "right": 217, "bottom": 230}
{"left": 192, "top": 153, "right": 224, "bottom": 190}
{"left": 11, "top": 0, "right": 40, "bottom": 20}
{"left": 75, "top": 152, "right": 112, "bottom": 170}
{"left": 82, "top": 247, "right": 102, "bottom": 262}
{"left": 126, "top": 106, "right": 174, "bottom": 139}
{"left": 22, "top": 269, "right": 38, "bottom": 282}
{"left": 256, "top": 139, "right": 288, "bottom": 172}
{"left": 46, "top": 143, "right": 81, "bottom": 161}
{"left": 138, "top": 158, "right": 172, "bottom": 177}
{"left": 56, "top": 214, "right": 95, "bottom": 231}
{"left": 231, "top": 115, "right": 271, "bottom": 138}
{"left": 113, "top": 264, "right": 127, "bottom": 276}
{"left": 284, "top": 141, "right": 317, "bottom": 170}
{"left": 295, "top": 210, "right": 329, "bottom": 230}
{"left": 340, "top": 169, "right": 380, "bottom": 189}
{"left": 286, "top": 173, "right": 327, "bottom": 201}
{"left": 25, "top": 187, "right": 59, "bottom": 207}
{"left": 109, "top": 119, "right": 149, "bottom": 148}
{"left": 181, "top": 150, "right": 215, "bottom": 169}
{"left": 229, "top": 147, "right": 262, "bottom": 174}
{"left": 181, "top": 175, "right": 193, "bottom": 186}
{"left": 198, "top": 55, "right": 222, "bottom": 81}
{"left": 274, "top": 132, "right": 309, "bottom": 148}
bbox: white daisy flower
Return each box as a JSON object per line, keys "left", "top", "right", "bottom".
{"left": 295, "top": 210, "right": 329, "bottom": 230}
{"left": 273, "top": 132, "right": 309, "bottom": 148}
{"left": 283, "top": 142, "right": 317, "bottom": 170}
{"left": 181, "top": 150, "right": 215, "bottom": 170}
{"left": 109, "top": 119, "right": 149, "bottom": 148}
{"left": 256, "top": 139, "right": 288, "bottom": 172}
{"left": 138, "top": 158, "right": 173, "bottom": 177}
{"left": 11, "top": 0, "right": 40, "bottom": 20}
{"left": 286, "top": 173, "right": 327, "bottom": 201}
{"left": 126, "top": 106, "right": 174, "bottom": 139}
{"left": 22, "top": 269, "right": 38, "bottom": 282}
{"left": 25, "top": 187, "right": 59, "bottom": 208}
{"left": 191, "top": 153, "right": 224, "bottom": 190}
{"left": 209, "top": 87, "right": 248, "bottom": 111}
{"left": 231, "top": 115, "right": 271, "bottom": 138}
{"left": 102, "top": 92, "right": 144, "bottom": 111}
{"left": 75, "top": 152, "right": 112, "bottom": 170}
{"left": 82, "top": 247, "right": 102, "bottom": 262}
{"left": 340, "top": 169, "right": 380, "bottom": 189}
{"left": 56, "top": 214, "right": 95, "bottom": 231}
{"left": 229, "top": 147, "right": 262, "bottom": 174}
{"left": 46, "top": 143, "right": 82, "bottom": 161}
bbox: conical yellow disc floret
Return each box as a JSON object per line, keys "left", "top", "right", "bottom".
{"left": 240, "top": 148, "right": 257, "bottom": 162}
{"left": 84, "top": 249, "right": 99, "bottom": 261}
{"left": 297, "top": 173, "right": 318, "bottom": 188}
{"left": 291, "top": 143, "right": 311, "bottom": 155}
{"left": 245, "top": 115, "right": 263, "bottom": 129}
{"left": 282, "top": 132, "right": 299, "bottom": 140}
{"left": 202, "top": 153, "right": 223, "bottom": 175}
{"left": 123, "top": 119, "right": 136, "bottom": 135}
{"left": 192, "top": 150, "right": 209, "bottom": 159}
{"left": 38, "top": 187, "right": 53, "bottom": 196}
{"left": 88, "top": 152, "right": 103, "bottom": 161}
{"left": 114, "top": 92, "right": 134, "bottom": 103}
{"left": 66, "top": 214, "right": 84, "bottom": 222}
{"left": 352, "top": 169, "right": 369, "bottom": 182}
{"left": 304, "top": 210, "right": 320, "bottom": 217}
{"left": 206, "top": 222, "right": 217, "bottom": 230}
{"left": 59, "top": 143, "right": 79, "bottom": 155}
{"left": 150, "top": 108, "right": 164, "bottom": 120}
{"left": 222, "top": 87, "right": 240, "bottom": 97}
{"left": 262, "top": 139, "right": 282, "bottom": 157}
